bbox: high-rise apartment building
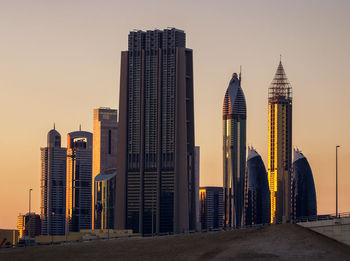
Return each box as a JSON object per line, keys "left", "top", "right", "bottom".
{"left": 40, "top": 128, "right": 67, "bottom": 235}
{"left": 223, "top": 73, "right": 247, "bottom": 228}
{"left": 66, "top": 130, "right": 93, "bottom": 232}
{"left": 92, "top": 108, "right": 118, "bottom": 229}
{"left": 291, "top": 149, "right": 317, "bottom": 222}
{"left": 17, "top": 213, "right": 41, "bottom": 238}
{"left": 116, "top": 28, "right": 196, "bottom": 235}
{"left": 245, "top": 147, "right": 270, "bottom": 226}
{"left": 267, "top": 61, "right": 292, "bottom": 223}
{"left": 200, "top": 187, "right": 223, "bottom": 231}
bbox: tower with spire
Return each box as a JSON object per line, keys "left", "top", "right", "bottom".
{"left": 267, "top": 59, "right": 292, "bottom": 224}
{"left": 223, "top": 72, "right": 247, "bottom": 228}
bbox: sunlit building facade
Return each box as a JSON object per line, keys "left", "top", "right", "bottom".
{"left": 17, "top": 213, "right": 41, "bottom": 238}
{"left": 116, "top": 28, "right": 196, "bottom": 235}
{"left": 40, "top": 128, "right": 67, "bottom": 235}
{"left": 291, "top": 149, "right": 317, "bottom": 222}
{"left": 244, "top": 147, "right": 270, "bottom": 226}
{"left": 200, "top": 187, "right": 223, "bottom": 231}
{"left": 267, "top": 61, "right": 292, "bottom": 223}
{"left": 66, "top": 130, "right": 93, "bottom": 232}
{"left": 94, "top": 168, "right": 116, "bottom": 229}
{"left": 92, "top": 108, "right": 118, "bottom": 229}
{"left": 223, "top": 73, "right": 247, "bottom": 228}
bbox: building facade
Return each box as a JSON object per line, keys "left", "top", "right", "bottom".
{"left": 223, "top": 73, "right": 247, "bottom": 228}
{"left": 116, "top": 28, "right": 196, "bottom": 235}
{"left": 94, "top": 168, "right": 116, "bottom": 229}
{"left": 92, "top": 108, "right": 118, "bottom": 229}
{"left": 66, "top": 130, "right": 93, "bottom": 232}
{"left": 200, "top": 187, "right": 223, "bottom": 231}
{"left": 17, "top": 213, "right": 41, "bottom": 238}
{"left": 267, "top": 61, "right": 292, "bottom": 224}
{"left": 291, "top": 149, "right": 317, "bottom": 222}
{"left": 245, "top": 147, "right": 271, "bottom": 226}
{"left": 40, "top": 128, "right": 67, "bottom": 235}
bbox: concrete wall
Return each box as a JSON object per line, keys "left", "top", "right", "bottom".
{"left": 0, "top": 229, "right": 19, "bottom": 246}
{"left": 298, "top": 217, "right": 350, "bottom": 245}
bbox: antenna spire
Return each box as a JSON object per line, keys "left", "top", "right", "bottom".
{"left": 79, "top": 124, "right": 81, "bottom": 131}
{"left": 239, "top": 65, "right": 242, "bottom": 83}
{"left": 53, "top": 122, "right": 55, "bottom": 130}
{"left": 280, "top": 54, "right": 282, "bottom": 63}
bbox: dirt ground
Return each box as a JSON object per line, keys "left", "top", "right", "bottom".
{"left": 1, "top": 224, "right": 350, "bottom": 261}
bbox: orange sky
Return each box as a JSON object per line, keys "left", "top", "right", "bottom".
{"left": 1, "top": 0, "right": 350, "bottom": 229}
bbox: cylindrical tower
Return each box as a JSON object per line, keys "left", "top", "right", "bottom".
{"left": 223, "top": 73, "right": 247, "bottom": 228}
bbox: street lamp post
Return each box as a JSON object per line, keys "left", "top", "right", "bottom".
{"left": 336, "top": 145, "right": 340, "bottom": 218}
{"left": 28, "top": 188, "right": 32, "bottom": 245}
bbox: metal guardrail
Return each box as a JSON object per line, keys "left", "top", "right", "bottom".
{"left": 296, "top": 212, "right": 350, "bottom": 223}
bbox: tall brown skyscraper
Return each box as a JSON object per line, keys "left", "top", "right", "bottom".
{"left": 92, "top": 108, "right": 118, "bottom": 229}
{"left": 267, "top": 60, "right": 292, "bottom": 224}
{"left": 115, "top": 28, "right": 195, "bottom": 235}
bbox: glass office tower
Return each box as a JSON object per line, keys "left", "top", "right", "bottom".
{"left": 245, "top": 147, "right": 270, "bottom": 226}
{"left": 66, "top": 130, "right": 93, "bottom": 232}
{"left": 291, "top": 149, "right": 317, "bottom": 222}
{"left": 94, "top": 168, "right": 116, "bottom": 229}
{"left": 40, "top": 127, "right": 66, "bottom": 236}
{"left": 268, "top": 61, "right": 292, "bottom": 224}
{"left": 116, "top": 28, "right": 195, "bottom": 235}
{"left": 223, "top": 73, "right": 247, "bottom": 228}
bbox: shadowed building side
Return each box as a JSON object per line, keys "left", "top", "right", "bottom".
{"left": 291, "top": 149, "right": 317, "bottom": 222}
{"left": 245, "top": 147, "right": 270, "bottom": 226}
{"left": 40, "top": 128, "right": 66, "bottom": 236}
{"left": 223, "top": 72, "right": 247, "bottom": 228}
{"left": 115, "top": 28, "right": 195, "bottom": 235}
{"left": 200, "top": 187, "right": 223, "bottom": 231}
{"left": 267, "top": 61, "right": 292, "bottom": 224}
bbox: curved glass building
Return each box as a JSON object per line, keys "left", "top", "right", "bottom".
{"left": 223, "top": 73, "right": 247, "bottom": 228}
{"left": 94, "top": 168, "right": 116, "bottom": 229}
{"left": 291, "top": 149, "right": 317, "bottom": 221}
{"left": 245, "top": 147, "right": 270, "bottom": 226}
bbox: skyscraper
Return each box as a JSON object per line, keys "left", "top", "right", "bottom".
{"left": 40, "top": 127, "right": 66, "bottom": 236}
{"left": 94, "top": 168, "right": 116, "bottom": 230}
{"left": 291, "top": 149, "right": 317, "bottom": 222}
{"left": 223, "top": 72, "right": 247, "bottom": 228}
{"left": 200, "top": 187, "right": 223, "bottom": 231}
{"left": 245, "top": 147, "right": 270, "bottom": 226}
{"left": 66, "top": 130, "right": 93, "bottom": 232}
{"left": 267, "top": 60, "right": 292, "bottom": 223}
{"left": 115, "top": 28, "right": 195, "bottom": 235}
{"left": 92, "top": 108, "right": 118, "bottom": 229}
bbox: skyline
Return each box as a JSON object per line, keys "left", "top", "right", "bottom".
{"left": 1, "top": 0, "right": 350, "bottom": 229}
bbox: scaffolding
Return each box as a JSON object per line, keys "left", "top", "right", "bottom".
{"left": 268, "top": 61, "right": 292, "bottom": 103}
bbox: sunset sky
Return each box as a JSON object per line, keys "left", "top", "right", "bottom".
{"left": 1, "top": 0, "right": 350, "bottom": 229}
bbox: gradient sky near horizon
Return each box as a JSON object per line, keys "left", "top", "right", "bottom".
{"left": 1, "top": 0, "right": 350, "bottom": 229}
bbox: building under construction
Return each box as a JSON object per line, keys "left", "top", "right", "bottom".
{"left": 267, "top": 60, "right": 292, "bottom": 224}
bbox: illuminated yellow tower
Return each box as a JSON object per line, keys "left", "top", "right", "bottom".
{"left": 268, "top": 60, "right": 292, "bottom": 224}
